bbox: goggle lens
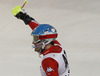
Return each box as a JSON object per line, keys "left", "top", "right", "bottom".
{"left": 33, "top": 35, "right": 40, "bottom": 43}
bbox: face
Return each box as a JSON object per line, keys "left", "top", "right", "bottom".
{"left": 32, "top": 41, "right": 43, "bottom": 52}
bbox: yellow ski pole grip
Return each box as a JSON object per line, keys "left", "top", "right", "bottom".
{"left": 12, "top": 6, "right": 22, "bottom": 16}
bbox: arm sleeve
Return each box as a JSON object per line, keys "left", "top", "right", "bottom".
{"left": 42, "top": 58, "right": 59, "bottom": 76}
{"left": 28, "top": 20, "right": 39, "bottom": 30}
{"left": 23, "top": 15, "right": 39, "bottom": 30}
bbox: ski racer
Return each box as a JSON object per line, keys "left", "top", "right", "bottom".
{"left": 12, "top": 6, "right": 70, "bottom": 76}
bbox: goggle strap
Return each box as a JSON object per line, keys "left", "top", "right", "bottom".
{"left": 39, "top": 34, "right": 58, "bottom": 40}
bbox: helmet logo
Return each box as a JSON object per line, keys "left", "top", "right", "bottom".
{"left": 51, "top": 28, "right": 56, "bottom": 32}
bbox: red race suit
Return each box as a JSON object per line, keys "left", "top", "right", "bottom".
{"left": 28, "top": 20, "right": 70, "bottom": 76}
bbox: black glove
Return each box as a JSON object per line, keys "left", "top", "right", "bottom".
{"left": 16, "top": 11, "right": 34, "bottom": 25}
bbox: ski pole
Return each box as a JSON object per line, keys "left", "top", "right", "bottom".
{"left": 22, "top": 0, "right": 28, "bottom": 8}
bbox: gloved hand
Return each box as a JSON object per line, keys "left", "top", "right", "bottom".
{"left": 12, "top": 6, "right": 34, "bottom": 25}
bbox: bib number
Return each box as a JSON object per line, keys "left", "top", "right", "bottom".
{"left": 62, "top": 50, "right": 68, "bottom": 68}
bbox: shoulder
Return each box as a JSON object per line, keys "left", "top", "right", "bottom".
{"left": 41, "top": 43, "right": 62, "bottom": 55}
{"left": 41, "top": 57, "right": 59, "bottom": 76}
{"left": 51, "top": 40, "right": 63, "bottom": 53}
{"left": 51, "top": 45, "right": 62, "bottom": 53}
{"left": 42, "top": 57, "right": 59, "bottom": 67}
{"left": 41, "top": 45, "right": 63, "bottom": 67}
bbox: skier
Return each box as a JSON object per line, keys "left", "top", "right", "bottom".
{"left": 12, "top": 6, "right": 70, "bottom": 76}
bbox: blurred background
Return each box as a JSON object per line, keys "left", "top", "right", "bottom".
{"left": 0, "top": 0, "right": 100, "bottom": 76}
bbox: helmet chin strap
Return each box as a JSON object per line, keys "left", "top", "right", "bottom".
{"left": 39, "top": 40, "right": 51, "bottom": 54}
{"left": 32, "top": 39, "right": 53, "bottom": 57}
{"left": 39, "top": 42, "right": 46, "bottom": 54}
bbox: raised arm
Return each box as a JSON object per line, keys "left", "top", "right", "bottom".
{"left": 12, "top": 6, "right": 39, "bottom": 30}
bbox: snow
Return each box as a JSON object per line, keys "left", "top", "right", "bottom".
{"left": 0, "top": 0, "right": 100, "bottom": 76}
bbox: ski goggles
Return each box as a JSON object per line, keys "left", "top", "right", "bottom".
{"left": 32, "top": 35, "right": 40, "bottom": 43}
{"left": 32, "top": 34, "right": 58, "bottom": 43}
